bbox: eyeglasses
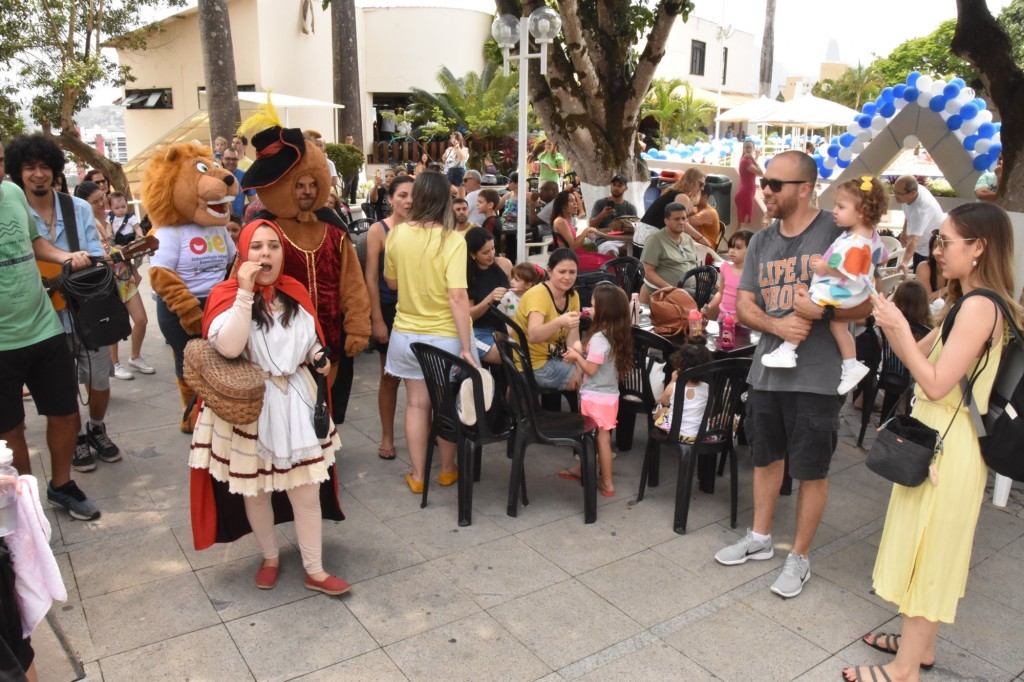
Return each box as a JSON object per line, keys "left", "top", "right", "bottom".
{"left": 759, "top": 178, "right": 808, "bottom": 192}
{"left": 934, "top": 236, "right": 978, "bottom": 250}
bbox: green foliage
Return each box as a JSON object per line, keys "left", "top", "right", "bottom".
{"left": 0, "top": 0, "right": 186, "bottom": 130}
{"left": 872, "top": 19, "right": 977, "bottom": 86}
{"left": 0, "top": 84, "right": 26, "bottom": 140}
{"left": 640, "top": 78, "right": 715, "bottom": 145}
{"left": 811, "top": 63, "right": 883, "bottom": 109}
{"left": 925, "top": 177, "right": 956, "bottom": 197}
{"left": 326, "top": 143, "right": 364, "bottom": 178}
{"left": 999, "top": 0, "right": 1024, "bottom": 70}
{"left": 408, "top": 63, "right": 520, "bottom": 141}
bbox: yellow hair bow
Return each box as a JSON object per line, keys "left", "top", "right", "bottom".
{"left": 860, "top": 176, "right": 874, "bottom": 191}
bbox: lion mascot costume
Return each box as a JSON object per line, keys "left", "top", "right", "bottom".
{"left": 142, "top": 142, "right": 238, "bottom": 432}
{"left": 237, "top": 101, "right": 370, "bottom": 423}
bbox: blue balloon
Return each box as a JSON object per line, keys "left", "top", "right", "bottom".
{"left": 929, "top": 96, "right": 947, "bottom": 112}
{"left": 839, "top": 132, "right": 856, "bottom": 147}
{"left": 858, "top": 115, "right": 872, "bottom": 128}
{"left": 977, "top": 122, "right": 996, "bottom": 138}
{"left": 827, "top": 144, "right": 840, "bottom": 158}
{"left": 959, "top": 102, "right": 979, "bottom": 120}
{"left": 879, "top": 102, "right": 896, "bottom": 118}
{"left": 950, "top": 78, "right": 966, "bottom": 89}
{"left": 972, "top": 98, "right": 987, "bottom": 111}
{"left": 964, "top": 135, "right": 979, "bottom": 151}
{"left": 831, "top": 136, "right": 840, "bottom": 145}
{"left": 819, "top": 166, "right": 833, "bottom": 179}
{"left": 880, "top": 87, "right": 895, "bottom": 102}
{"left": 943, "top": 82, "right": 961, "bottom": 99}
{"left": 989, "top": 143, "right": 1002, "bottom": 157}
{"left": 893, "top": 84, "right": 907, "bottom": 98}
{"left": 994, "top": 122, "right": 1001, "bottom": 132}
{"left": 862, "top": 102, "right": 877, "bottom": 117}
{"left": 836, "top": 157, "right": 851, "bottom": 168}
{"left": 812, "top": 153, "right": 823, "bottom": 164}
{"left": 903, "top": 86, "right": 919, "bottom": 102}
{"left": 946, "top": 114, "right": 963, "bottom": 131}
{"left": 973, "top": 153, "right": 992, "bottom": 171}
{"left": 907, "top": 71, "right": 922, "bottom": 86}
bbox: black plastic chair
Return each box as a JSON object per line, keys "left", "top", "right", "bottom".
{"left": 348, "top": 218, "right": 373, "bottom": 236}
{"left": 600, "top": 256, "right": 645, "bottom": 297}
{"left": 492, "top": 304, "right": 579, "bottom": 413}
{"left": 856, "top": 319, "right": 931, "bottom": 447}
{"left": 679, "top": 265, "right": 719, "bottom": 309}
{"left": 615, "top": 327, "right": 675, "bottom": 451}
{"left": 637, "top": 357, "right": 751, "bottom": 534}
{"left": 494, "top": 333, "right": 599, "bottom": 523}
{"left": 360, "top": 202, "right": 377, "bottom": 222}
{"left": 410, "top": 343, "right": 516, "bottom": 526}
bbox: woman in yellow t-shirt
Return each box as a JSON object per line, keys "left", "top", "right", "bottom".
{"left": 383, "top": 171, "right": 476, "bottom": 494}
{"left": 514, "top": 248, "right": 582, "bottom": 390}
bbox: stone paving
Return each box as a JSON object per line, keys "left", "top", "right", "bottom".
{"left": 24, "top": 292, "right": 1024, "bottom": 681}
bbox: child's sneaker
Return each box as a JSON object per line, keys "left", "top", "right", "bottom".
{"left": 838, "top": 361, "right": 871, "bottom": 395}
{"left": 112, "top": 363, "right": 134, "bottom": 380}
{"left": 761, "top": 347, "right": 797, "bottom": 368}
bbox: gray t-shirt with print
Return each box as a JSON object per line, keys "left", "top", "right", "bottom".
{"left": 738, "top": 210, "right": 844, "bottom": 395}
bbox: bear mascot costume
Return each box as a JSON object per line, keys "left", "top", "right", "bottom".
{"left": 142, "top": 142, "right": 238, "bottom": 432}
{"left": 237, "top": 102, "right": 370, "bottom": 423}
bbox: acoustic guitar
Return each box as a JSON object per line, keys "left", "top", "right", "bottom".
{"left": 39, "top": 235, "right": 159, "bottom": 311}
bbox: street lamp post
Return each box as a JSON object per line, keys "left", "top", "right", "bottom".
{"left": 714, "top": 23, "right": 734, "bottom": 139}
{"left": 492, "top": 8, "right": 561, "bottom": 264}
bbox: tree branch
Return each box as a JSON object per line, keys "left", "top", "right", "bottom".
{"left": 624, "top": 0, "right": 683, "bottom": 125}
{"left": 558, "top": 0, "right": 601, "bottom": 107}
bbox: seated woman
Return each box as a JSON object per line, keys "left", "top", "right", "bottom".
{"left": 514, "top": 248, "right": 582, "bottom": 390}
{"left": 550, "top": 190, "right": 616, "bottom": 271}
{"left": 466, "top": 227, "right": 512, "bottom": 364}
{"left": 916, "top": 233, "right": 948, "bottom": 303}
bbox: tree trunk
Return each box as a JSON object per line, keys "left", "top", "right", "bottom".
{"left": 198, "top": 0, "right": 241, "bottom": 147}
{"left": 953, "top": 0, "right": 1024, "bottom": 211}
{"left": 759, "top": 0, "right": 776, "bottom": 97}
{"left": 331, "top": 0, "right": 363, "bottom": 147}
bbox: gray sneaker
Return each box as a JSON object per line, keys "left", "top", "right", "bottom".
{"left": 72, "top": 436, "right": 96, "bottom": 473}
{"left": 714, "top": 528, "right": 774, "bottom": 565}
{"left": 771, "top": 552, "right": 810, "bottom": 598}
{"left": 47, "top": 480, "right": 101, "bottom": 521}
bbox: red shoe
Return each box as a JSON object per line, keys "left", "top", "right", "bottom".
{"left": 305, "top": 574, "right": 350, "bottom": 596}
{"left": 255, "top": 563, "right": 279, "bottom": 590}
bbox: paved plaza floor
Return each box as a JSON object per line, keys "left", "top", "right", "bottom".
{"left": 24, "top": 293, "right": 1024, "bottom": 681}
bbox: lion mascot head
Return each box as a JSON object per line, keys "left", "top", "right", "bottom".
{"left": 141, "top": 142, "right": 238, "bottom": 228}
{"left": 237, "top": 99, "right": 331, "bottom": 222}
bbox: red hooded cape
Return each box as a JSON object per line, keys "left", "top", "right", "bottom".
{"left": 190, "top": 219, "right": 343, "bottom": 552}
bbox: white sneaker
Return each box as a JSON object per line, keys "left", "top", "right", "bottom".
{"left": 112, "top": 363, "right": 134, "bottom": 380}
{"left": 761, "top": 347, "right": 797, "bottom": 368}
{"left": 837, "top": 361, "right": 871, "bottom": 394}
{"left": 127, "top": 355, "right": 156, "bottom": 375}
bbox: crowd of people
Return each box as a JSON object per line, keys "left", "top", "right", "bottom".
{"left": 1, "top": 118, "right": 1021, "bottom": 681}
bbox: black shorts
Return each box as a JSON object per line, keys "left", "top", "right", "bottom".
{"left": 745, "top": 389, "right": 843, "bottom": 481}
{"left": 375, "top": 298, "right": 397, "bottom": 354}
{"left": 0, "top": 334, "right": 78, "bottom": 433}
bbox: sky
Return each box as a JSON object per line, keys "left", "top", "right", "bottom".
{"left": 692, "top": 0, "right": 1014, "bottom": 93}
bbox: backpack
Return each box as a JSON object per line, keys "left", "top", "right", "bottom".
{"left": 943, "top": 289, "right": 1024, "bottom": 481}
{"left": 572, "top": 270, "right": 617, "bottom": 308}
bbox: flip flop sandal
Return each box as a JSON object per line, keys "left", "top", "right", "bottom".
{"left": 862, "top": 633, "right": 935, "bottom": 670}
{"left": 841, "top": 665, "right": 891, "bottom": 682}
{"left": 597, "top": 483, "right": 615, "bottom": 498}
{"left": 377, "top": 447, "right": 396, "bottom": 460}
{"left": 558, "top": 469, "right": 581, "bottom": 482}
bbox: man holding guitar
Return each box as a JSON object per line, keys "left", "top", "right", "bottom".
{"left": 0, "top": 138, "right": 102, "bottom": 520}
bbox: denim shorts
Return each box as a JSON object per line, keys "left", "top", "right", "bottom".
{"left": 473, "top": 327, "right": 496, "bottom": 361}
{"left": 385, "top": 330, "right": 463, "bottom": 380}
{"left": 533, "top": 358, "right": 577, "bottom": 391}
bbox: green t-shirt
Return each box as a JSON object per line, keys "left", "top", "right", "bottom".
{"left": 0, "top": 181, "right": 63, "bottom": 351}
{"left": 538, "top": 151, "right": 565, "bottom": 184}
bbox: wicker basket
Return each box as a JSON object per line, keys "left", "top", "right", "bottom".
{"left": 183, "top": 339, "right": 265, "bottom": 425}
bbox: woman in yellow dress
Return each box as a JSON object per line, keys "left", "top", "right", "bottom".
{"left": 843, "top": 202, "right": 1023, "bottom": 682}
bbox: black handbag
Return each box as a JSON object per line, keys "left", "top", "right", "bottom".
{"left": 866, "top": 414, "right": 944, "bottom": 487}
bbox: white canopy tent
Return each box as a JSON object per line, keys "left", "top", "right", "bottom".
{"left": 717, "top": 96, "right": 780, "bottom": 123}
{"left": 234, "top": 91, "right": 344, "bottom": 128}
{"left": 751, "top": 94, "right": 858, "bottom": 128}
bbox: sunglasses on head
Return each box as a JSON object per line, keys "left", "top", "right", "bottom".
{"left": 759, "top": 178, "right": 807, "bottom": 192}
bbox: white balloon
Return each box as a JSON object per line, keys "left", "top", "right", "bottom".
{"left": 974, "top": 138, "right": 992, "bottom": 154}
{"left": 953, "top": 130, "right": 966, "bottom": 142}
{"left": 962, "top": 119, "right": 979, "bottom": 135}
{"left": 962, "top": 87, "right": 975, "bottom": 99}
{"left": 991, "top": 132, "right": 1001, "bottom": 145}
{"left": 858, "top": 129, "right": 873, "bottom": 142}
{"left": 917, "top": 76, "right": 933, "bottom": 92}
{"left": 838, "top": 146, "right": 853, "bottom": 161}
{"left": 895, "top": 98, "right": 908, "bottom": 110}
{"left": 847, "top": 122, "right": 860, "bottom": 135}
{"left": 903, "top": 135, "right": 920, "bottom": 149}
{"left": 917, "top": 91, "right": 932, "bottom": 107}
{"left": 929, "top": 80, "right": 947, "bottom": 96}
{"left": 939, "top": 108, "right": 952, "bottom": 121}
{"left": 871, "top": 115, "right": 886, "bottom": 131}
{"left": 945, "top": 98, "right": 961, "bottom": 114}
{"left": 823, "top": 156, "right": 837, "bottom": 169}
{"left": 818, "top": 144, "right": 829, "bottom": 157}
{"left": 976, "top": 109, "right": 994, "bottom": 124}
{"left": 851, "top": 140, "right": 866, "bottom": 153}
{"left": 954, "top": 90, "right": 972, "bottom": 106}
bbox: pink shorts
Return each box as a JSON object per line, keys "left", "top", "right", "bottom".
{"left": 581, "top": 392, "right": 618, "bottom": 430}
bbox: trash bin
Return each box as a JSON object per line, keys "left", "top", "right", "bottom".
{"left": 704, "top": 174, "right": 732, "bottom": 227}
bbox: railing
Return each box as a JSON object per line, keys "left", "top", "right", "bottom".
{"left": 369, "top": 137, "right": 511, "bottom": 166}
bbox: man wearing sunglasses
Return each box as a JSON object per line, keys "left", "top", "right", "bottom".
{"left": 893, "top": 175, "right": 945, "bottom": 273}
{"left": 714, "top": 151, "right": 872, "bottom": 599}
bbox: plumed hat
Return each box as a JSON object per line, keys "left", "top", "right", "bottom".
{"left": 237, "top": 96, "right": 306, "bottom": 190}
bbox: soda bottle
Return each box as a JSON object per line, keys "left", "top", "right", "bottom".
{"left": 721, "top": 313, "right": 736, "bottom": 349}
{"left": 630, "top": 293, "right": 641, "bottom": 326}
{"left": 688, "top": 307, "right": 703, "bottom": 337}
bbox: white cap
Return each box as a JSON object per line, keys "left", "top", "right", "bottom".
{"left": 0, "top": 441, "right": 10, "bottom": 466}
